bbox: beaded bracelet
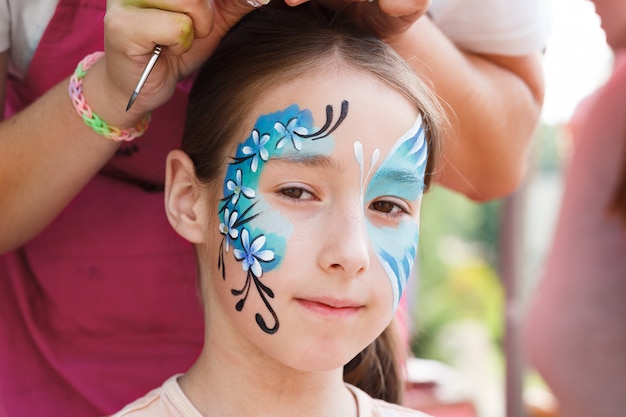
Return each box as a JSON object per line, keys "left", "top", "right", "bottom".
{"left": 69, "top": 51, "right": 151, "bottom": 142}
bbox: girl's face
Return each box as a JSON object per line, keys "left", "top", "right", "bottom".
{"left": 203, "top": 70, "right": 427, "bottom": 372}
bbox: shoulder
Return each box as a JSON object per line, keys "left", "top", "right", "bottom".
{"left": 346, "top": 384, "right": 432, "bottom": 417}
{"left": 110, "top": 374, "right": 200, "bottom": 417}
{"left": 428, "top": 0, "right": 552, "bottom": 55}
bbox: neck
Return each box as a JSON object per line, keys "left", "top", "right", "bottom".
{"left": 179, "top": 338, "right": 357, "bottom": 417}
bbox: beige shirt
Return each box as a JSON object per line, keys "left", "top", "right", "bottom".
{"left": 111, "top": 375, "right": 432, "bottom": 417}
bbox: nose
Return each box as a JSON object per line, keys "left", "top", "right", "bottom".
{"left": 318, "top": 205, "right": 370, "bottom": 276}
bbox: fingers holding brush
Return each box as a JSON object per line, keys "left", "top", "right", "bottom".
{"left": 102, "top": 0, "right": 268, "bottom": 114}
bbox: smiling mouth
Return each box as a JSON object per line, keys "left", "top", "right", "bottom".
{"left": 295, "top": 298, "right": 362, "bottom": 318}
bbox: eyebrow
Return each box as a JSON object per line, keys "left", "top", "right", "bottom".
{"left": 373, "top": 167, "right": 423, "bottom": 185}
{"left": 268, "top": 154, "right": 345, "bottom": 174}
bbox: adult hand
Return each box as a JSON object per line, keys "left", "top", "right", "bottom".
{"left": 292, "top": 0, "right": 431, "bottom": 40}
{"left": 99, "top": 0, "right": 265, "bottom": 122}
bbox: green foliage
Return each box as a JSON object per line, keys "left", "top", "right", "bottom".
{"left": 410, "top": 185, "right": 505, "bottom": 363}
{"left": 532, "top": 123, "right": 568, "bottom": 173}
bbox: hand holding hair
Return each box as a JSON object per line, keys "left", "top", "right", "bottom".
{"left": 298, "top": 0, "right": 430, "bottom": 39}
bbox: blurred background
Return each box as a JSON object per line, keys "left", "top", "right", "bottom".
{"left": 405, "top": 1, "right": 613, "bottom": 416}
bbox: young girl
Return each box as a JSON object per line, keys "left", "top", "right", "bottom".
{"left": 112, "top": 3, "right": 444, "bottom": 416}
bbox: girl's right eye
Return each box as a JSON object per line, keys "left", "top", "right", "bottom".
{"left": 279, "top": 186, "right": 316, "bottom": 201}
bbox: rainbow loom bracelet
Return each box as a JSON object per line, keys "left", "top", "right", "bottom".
{"left": 69, "top": 51, "right": 151, "bottom": 142}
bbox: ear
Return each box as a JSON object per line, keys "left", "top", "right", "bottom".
{"left": 165, "top": 149, "right": 208, "bottom": 244}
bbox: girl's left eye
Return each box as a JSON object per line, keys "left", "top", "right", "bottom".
{"left": 369, "top": 200, "right": 408, "bottom": 215}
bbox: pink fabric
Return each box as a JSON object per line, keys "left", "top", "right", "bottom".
{"left": 523, "top": 54, "right": 626, "bottom": 417}
{"left": 0, "top": 0, "right": 203, "bottom": 416}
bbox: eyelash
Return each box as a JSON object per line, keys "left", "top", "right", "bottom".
{"left": 278, "top": 186, "right": 317, "bottom": 202}
{"left": 276, "top": 186, "right": 411, "bottom": 217}
{"left": 369, "top": 199, "right": 410, "bottom": 217}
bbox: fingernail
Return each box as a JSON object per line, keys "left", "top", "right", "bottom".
{"left": 246, "top": 0, "right": 270, "bottom": 7}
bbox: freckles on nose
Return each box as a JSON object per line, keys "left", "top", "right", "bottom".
{"left": 337, "top": 208, "right": 370, "bottom": 249}
{"left": 337, "top": 206, "right": 365, "bottom": 233}
{"left": 350, "top": 211, "right": 367, "bottom": 231}
{"left": 317, "top": 201, "right": 372, "bottom": 275}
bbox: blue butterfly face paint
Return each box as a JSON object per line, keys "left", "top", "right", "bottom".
{"left": 355, "top": 114, "right": 427, "bottom": 311}
{"left": 217, "top": 99, "right": 426, "bottom": 333}
{"left": 217, "top": 102, "right": 345, "bottom": 334}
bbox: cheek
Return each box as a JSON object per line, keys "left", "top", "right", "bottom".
{"left": 366, "top": 218, "right": 420, "bottom": 311}
{"left": 243, "top": 196, "right": 294, "bottom": 273}
{"left": 218, "top": 165, "right": 293, "bottom": 276}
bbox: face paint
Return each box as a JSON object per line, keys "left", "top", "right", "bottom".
{"left": 356, "top": 114, "right": 427, "bottom": 311}
{"left": 218, "top": 102, "right": 344, "bottom": 334}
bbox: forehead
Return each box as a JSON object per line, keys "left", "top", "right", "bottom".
{"left": 245, "top": 70, "right": 420, "bottom": 155}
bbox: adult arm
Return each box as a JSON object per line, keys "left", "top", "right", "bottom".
{"left": 0, "top": 52, "right": 121, "bottom": 253}
{"left": 0, "top": 0, "right": 260, "bottom": 253}
{"left": 312, "top": 0, "right": 546, "bottom": 201}
{"left": 389, "top": 16, "right": 545, "bottom": 200}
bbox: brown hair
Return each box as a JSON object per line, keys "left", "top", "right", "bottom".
{"left": 343, "top": 317, "right": 407, "bottom": 403}
{"left": 181, "top": 1, "right": 444, "bottom": 403}
{"left": 183, "top": 1, "right": 443, "bottom": 187}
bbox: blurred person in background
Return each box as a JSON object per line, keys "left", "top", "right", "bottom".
{"left": 523, "top": 1, "right": 626, "bottom": 416}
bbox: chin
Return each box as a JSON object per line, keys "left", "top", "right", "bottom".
{"left": 274, "top": 342, "right": 366, "bottom": 374}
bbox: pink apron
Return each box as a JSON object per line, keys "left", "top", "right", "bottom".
{"left": 0, "top": 0, "right": 203, "bottom": 416}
